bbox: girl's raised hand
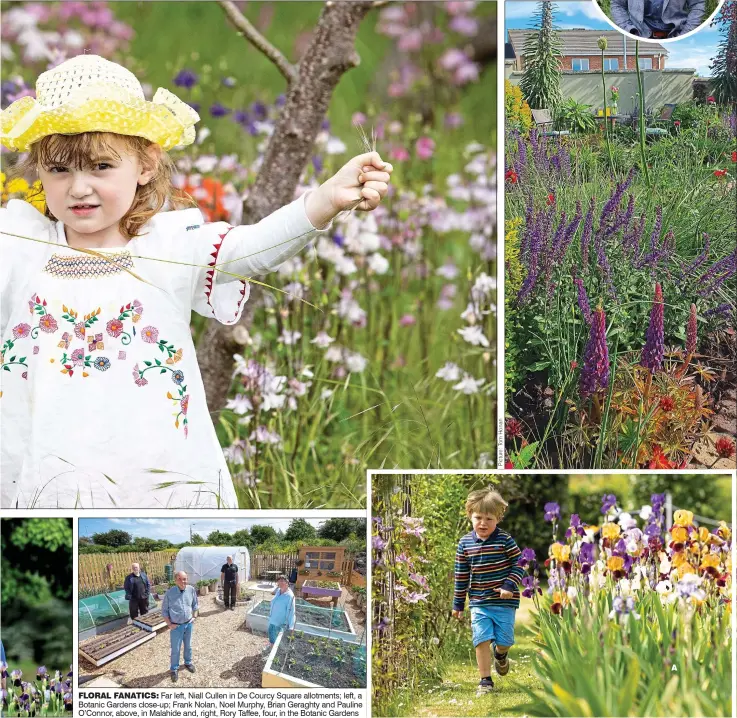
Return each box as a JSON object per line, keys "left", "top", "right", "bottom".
{"left": 307, "top": 152, "right": 393, "bottom": 227}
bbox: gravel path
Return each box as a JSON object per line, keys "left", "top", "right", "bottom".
{"left": 78, "top": 594, "right": 270, "bottom": 688}
{"left": 79, "top": 587, "right": 367, "bottom": 688}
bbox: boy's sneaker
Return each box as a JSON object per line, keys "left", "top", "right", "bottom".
{"left": 476, "top": 677, "right": 494, "bottom": 696}
{"left": 494, "top": 652, "right": 510, "bottom": 676}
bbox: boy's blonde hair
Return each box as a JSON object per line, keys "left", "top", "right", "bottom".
{"left": 14, "top": 131, "right": 195, "bottom": 239}
{"left": 465, "top": 487, "right": 508, "bottom": 520}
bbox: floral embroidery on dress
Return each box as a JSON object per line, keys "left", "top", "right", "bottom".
{"left": 106, "top": 300, "right": 143, "bottom": 345}
{"left": 132, "top": 330, "right": 188, "bottom": 436}
{"left": 28, "top": 295, "right": 59, "bottom": 337}
{"left": 1, "top": 334, "right": 28, "bottom": 376}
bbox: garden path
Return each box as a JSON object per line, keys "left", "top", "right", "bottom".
{"left": 404, "top": 600, "right": 543, "bottom": 718}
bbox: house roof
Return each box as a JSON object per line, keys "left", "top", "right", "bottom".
{"left": 507, "top": 29, "right": 669, "bottom": 57}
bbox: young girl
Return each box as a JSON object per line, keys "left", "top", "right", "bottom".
{"left": 0, "top": 54, "right": 392, "bottom": 509}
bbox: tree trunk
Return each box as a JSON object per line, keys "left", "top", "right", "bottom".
{"left": 198, "top": 1, "right": 376, "bottom": 418}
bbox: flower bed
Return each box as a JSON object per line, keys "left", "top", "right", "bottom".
{"left": 262, "top": 630, "right": 366, "bottom": 688}
{"left": 2, "top": 665, "right": 73, "bottom": 716}
{"left": 517, "top": 493, "right": 732, "bottom": 716}
{"left": 246, "top": 599, "right": 357, "bottom": 643}
{"left": 79, "top": 625, "right": 155, "bottom": 667}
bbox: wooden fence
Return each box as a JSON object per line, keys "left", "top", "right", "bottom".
{"left": 79, "top": 550, "right": 361, "bottom": 594}
{"left": 79, "top": 551, "right": 175, "bottom": 595}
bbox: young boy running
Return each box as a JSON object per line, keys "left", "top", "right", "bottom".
{"left": 452, "top": 487, "right": 524, "bottom": 696}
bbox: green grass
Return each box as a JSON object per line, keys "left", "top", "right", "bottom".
{"left": 382, "top": 603, "right": 542, "bottom": 718}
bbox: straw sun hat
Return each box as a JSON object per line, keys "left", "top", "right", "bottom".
{"left": 0, "top": 54, "right": 200, "bottom": 152}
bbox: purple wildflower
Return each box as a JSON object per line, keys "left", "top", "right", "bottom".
{"left": 209, "top": 103, "right": 231, "bottom": 118}
{"left": 251, "top": 101, "right": 268, "bottom": 120}
{"left": 521, "top": 575, "right": 542, "bottom": 598}
{"left": 565, "top": 514, "right": 586, "bottom": 538}
{"left": 641, "top": 283, "right": 665, "bottom": 372}
{"left": 579, "top": 307, "right": 610, "bottom": 398}
{"left": 578, "top": 541, "right": 595, "bottom": 565}
{"left": 173, "top": 69, "right": 198, "bottom": 89}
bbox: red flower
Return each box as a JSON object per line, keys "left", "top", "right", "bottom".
{"left": 715, "top": 437, "right": 736, "bottom": 459}
{"left": 714, "top": 169, "right": 727, "bottom": 178}
{"left": 546, "top": 193, "right": 555, "bottom": 206}
{"left": 648, "top": 446, "right": 673, "bottom": 469}
{"left": 674, "top": 120, "right": 681, "bottom": 127}
{"left": 707, "top": 96, "right": 715, "bottom": 104}
{"left": 505, "top": 418, "right": 524, "bottom": 440}
{"left": 570, "top": 360, "right": 578, "bottom": 369}
{"left": 659, "top": 396, "right": 675, "bottom": 412}
{"left": 505, "top": 169, "right": 518, "bottom": 184}
{"left": 732, "top": 151, "right": 737, "bottom": 163}
{"left": 504, "top": 460, "right": 514, "bottom": 469}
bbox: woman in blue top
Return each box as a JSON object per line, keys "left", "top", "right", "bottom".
{"left": 265, "top": 576, "right": 296, "bottom": 653}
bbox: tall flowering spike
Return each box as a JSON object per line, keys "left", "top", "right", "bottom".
{"left": 641, "top": 283, "right": 665, "bottom": 372}
{"left": 686, "top": 304, "right": 697, "bottom": 356}
{"left": 579, "top": 306, "right": 610, "bottom": 398}
{"left": 574, "top": 278, "right": 593, "bottom": 325}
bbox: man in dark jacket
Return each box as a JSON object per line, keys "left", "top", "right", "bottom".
{"left": 611, "top": 0, "right": 706, "bottom": 38}
{"left": 124, "top": 563, "right": 151, "bottom": 619}
{"left": 220, "top": 556, "right": 239, "bottom": 610}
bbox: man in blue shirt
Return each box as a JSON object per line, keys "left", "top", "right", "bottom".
{"left": 265, "top": 576, "right": 296, "bottom": 654}
{"left": 611, "top": 0, "right": 706, "bottom": 38}
{"left": 161, "top": 571, "right": 199, "bottom": 682}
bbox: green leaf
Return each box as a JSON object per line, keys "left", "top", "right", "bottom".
{"left": 155, "top": 359, "right": 161, "bottom": 366}
{"left": 160, "top": 369, "right": 166, "bottom": 374}
{"left": 510, "top": 441, "right": 539, "bottom": 469}
{"left": 144, "top": 361, "right": 152, "bottom": 367}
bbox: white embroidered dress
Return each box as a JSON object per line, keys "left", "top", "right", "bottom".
{"left": 0, "top": 194, "right": 328, "bottom": 508}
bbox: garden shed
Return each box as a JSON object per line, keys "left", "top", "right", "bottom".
{"left": 174, "top": 546, "right": 251, "bottom": 585}
{"left": 296, "top": 545, "right": 346, "bottom": 588}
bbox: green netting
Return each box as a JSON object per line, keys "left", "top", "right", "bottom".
{"left": 78, "top": 590, "right": 156, "bottom": 632}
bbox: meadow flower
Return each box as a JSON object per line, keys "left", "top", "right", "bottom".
{"left": 452, "top": 373, "right": 484, "bottom": 394}
{"left": 278, "top": 330, "right": 302, "bottom": 346}
{"left": 173, "top": 68, "right": 198, "bottom": 88}
{"left": 505, "top": 418, "right": 524, "bottom": 440}
{"left": 436, "top": 260, "right": 459, "bottom": 279}
{"left": 415, "top": 137, "right": 435, "bottom": 159}
{"left": 310, "top": 332, "right": 334, "bottom": 349}
{"left": 368, "top": 253, "right": 390, "bottom": 274}
{"left": 457, "top": 325, "right": 489, "bottom": 347}
{"left": 344, "top": 351, "right": 368, "bottom": 373}
{"left": 435, "top": 362, "right": 461, "bottom": 382}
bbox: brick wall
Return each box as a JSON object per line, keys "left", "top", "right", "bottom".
{"left": 516, "top": 54, "right": 665, "bottom": 71}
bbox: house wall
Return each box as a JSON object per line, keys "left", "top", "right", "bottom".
{"left": 513, "top": 53, "right": 665, "bottom": 72}
{"left": 506, "top": 70, "right": 695, "bottom": 113}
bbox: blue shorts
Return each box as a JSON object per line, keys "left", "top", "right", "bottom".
{"left": 268, "top": 623, "right": 282, "bottom": 644}
{"left": 470, "top": 605, "right": 516, "bottom": 648}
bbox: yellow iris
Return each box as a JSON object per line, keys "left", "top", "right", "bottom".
{"left": 698, "top": 527, "right": 710, "bottom": 543}
{"left": 551, "top": 543, "right": 571, "bottom": 562}
{"left": 670, "top": 526, "right": 688, "bottom": 543}
{"left": 606, "top": 555, "right": 624, "bottom": 571}
{"left": 717, "top": 521, "right": 731, "bottom": 541}
{"left": 673, "top": 510, "right": 694, "bottom": 527}
{"left": 700, "top": 553, "right": 720, "bottom": 570}
{"left": 672, "top": 552, "right": 688, "bottom": 568}
{"left": 602, "top": 523, "right": 621, "bottom": 540}
{"left": 677, "top": 562, "right": 696, "bottom": 578}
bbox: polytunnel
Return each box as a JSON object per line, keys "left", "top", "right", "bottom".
{"left": 174, "top": 546, "right": 251, "bottom": 585}
{"left": 78, "top": 589, "right": 156, "bottom": 632}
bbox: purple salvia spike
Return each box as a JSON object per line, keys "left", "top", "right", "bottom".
{"left": 686, "top": 304, "right": 697, "bottom": 357}
{"left": 575, "top": 278, "right": 593, "bottom": 325}
{"left": 641, "top": 282, "right": 665, "bottom": 373}
{"left": 680, "top": 234, "right": 710, "bottom": 280}
{"left": 581, "top": 197, "right": 596, "bottom": 267}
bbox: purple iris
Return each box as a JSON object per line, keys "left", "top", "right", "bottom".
{"left": 601, "top": 494, "right": 617, "bottom": 514}
{"left": 521, "top": 547, "right": 536, "bottom": 563}
{"left": 579, "top": 541, "right": 595, "bottom": 566}
{"left": 651, "top": 493, "right": 666, "bottom": 513}
{"left": 173, "top": 69, "right": 198, "bottom": 89}
{"left": 544, "top": 502, "right": 561, "bottom": 522}
{"left": 565, "top": 513, "right": 586, "bottom": 538}
{"left": 521, "top": 575, "right": 541, "bottom": 598}
{"left": 644, "top": 523, "right": 661, "bottom": 538}
{"left": 614, "top": 538, "right": 627, "bottom": 555}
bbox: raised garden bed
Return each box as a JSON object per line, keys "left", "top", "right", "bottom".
{"left": 246, "top": 598, "right": 358, "bottom": 643}
{"left": 302, "top": 580, "right": 342, "bottom": 602}
{"left": 132, "top": 609, "right": 167, "bottom": 632}
{"left": 79, "top": 626, "right": 155, "bottom": 667}
{"left": 262, "top": 630, "right": 366, "bottom": 688}
{"left": 215, "top": 589, "right": 256, "bottom": 607}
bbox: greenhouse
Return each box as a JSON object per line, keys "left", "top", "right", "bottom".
{"left": 78, "top": 589, "right": 156, "bottom": 640}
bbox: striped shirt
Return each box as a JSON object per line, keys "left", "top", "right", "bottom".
{"left": 453, "top": 527, "right": 524, "bottom": 611}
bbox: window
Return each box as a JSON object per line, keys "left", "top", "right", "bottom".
{"left": 638, "top": 58, "right": 653, "bottom": 70}
{"left": 572, "top": 58, "right": 590, "bottom": 72}
{"left": 603, "top": 58, "right": 619, "bottom": 71}
{"left": 319, "top": 561, "right": 335, "bottom": 570}
{"left": 321, "top": 552, "right": 336, "bottom": 560}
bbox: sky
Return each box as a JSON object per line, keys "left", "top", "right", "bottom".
{"left": 505, "top": 0, "right": 723, "bottom": 77}
{"left": 79, "top": 517, "right": 341, "bottom": 543}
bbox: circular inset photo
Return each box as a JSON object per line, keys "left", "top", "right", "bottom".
{"left": 593, "top": 0, "right": 726, "bottom": 41}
